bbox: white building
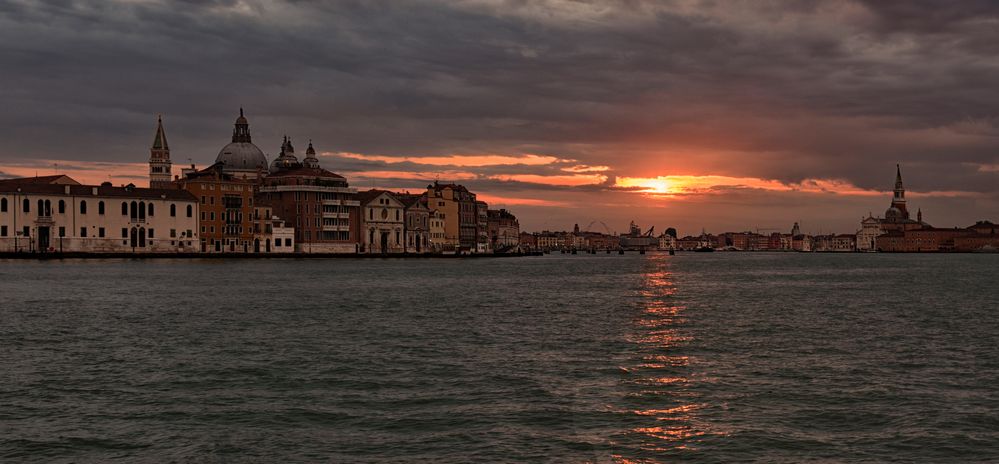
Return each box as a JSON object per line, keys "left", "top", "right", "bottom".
{"left": 356, "top": 189, "right": 405, "bottom": 254}
{"left": 857, "top": 214, "right": 884, "bottom": 251}
{"left": 0, "top": 176, "right": 199, "bottom": 253}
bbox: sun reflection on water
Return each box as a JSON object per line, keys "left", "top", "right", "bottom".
{"left": 613, "top": 253, "right": 717, "bottom": 462}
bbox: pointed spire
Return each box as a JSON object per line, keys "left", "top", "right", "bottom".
{"left": 240, "top": 107, "right": 244, "bottom": 117}
{"left": 896, "top": 164, "right": 902, "bottom": 184}
{"left": 152, "top": 115, "right": 169, "bottom": 150}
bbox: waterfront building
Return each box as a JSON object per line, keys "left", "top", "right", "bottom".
{"left": 536, "top": 231, "right": 564, "bottom": 250}
{"left": 519, "top": 231, "right": 537, "bottom": 251}
{"left": 356, "top": 190, "right": 405, "bottom": 254}
{"left": 476, "top": 200, "right": 490, "bottom": 253}
{"left": 856, "top": 214, "right": 884, "bottom": 251}
{"left": 0, "top": 176, "right": 198, "bottom": 253}
{"left": 487, "top": 209, "right": 520, "bottom": 251}
{"left": 250, "top": 198, "right": 295, "bottom": 253}
{"left": 215, "top": 108, "right": 269, "bottom": 180}
{"left": 259, "top": 140, "right": 359, "bottom": 253}
{"left": 148, "top": 116, "right": 172, "bottom": 188}
{"left": 174, "top": 162, "right": 257, "bottom": 253}
{"left": 426, "top": 181, "right": 479, "bottom": 252}
{"left": 658, "top": 233, "right": 677, "bottom": 250}
{"left": 397, "top": 193, "right": 431, "bottom": 253}
{"left": 954, "top": 221, "right": 999, "bottom": 252}
{"left": 428, "top": 209, "right": 451, "bottom": 252}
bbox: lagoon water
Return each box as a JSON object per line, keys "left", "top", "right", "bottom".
{"left": 2, "top": 253, "right": 998, "bottom": 462}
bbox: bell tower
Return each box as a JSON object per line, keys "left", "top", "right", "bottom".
{"left": 149, "top": 115, "right": 172, "bottom": 188}
{"left": 890, "top": 164, "right": 909, "bottom": 219}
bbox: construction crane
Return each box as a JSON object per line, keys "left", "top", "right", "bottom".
{"left": 644, "top": 226, "right": 655, "bottom": 236}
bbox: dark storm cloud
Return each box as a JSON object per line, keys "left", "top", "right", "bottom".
{"left": 0, "top": 0, "right": 998, "bottom": 202}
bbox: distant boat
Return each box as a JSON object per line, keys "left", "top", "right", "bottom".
{"left": 694, "top": 246, "right": 714, "bottom": 252}
{"left": 973, "top": 245, "right": 998, "bottom": 253}
{"left": 668, "top": 248, "right": 676, "bottom": 256}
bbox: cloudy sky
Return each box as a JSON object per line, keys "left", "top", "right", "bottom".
{"left": 2, "top": 0, "right": 998, "bottom": 235}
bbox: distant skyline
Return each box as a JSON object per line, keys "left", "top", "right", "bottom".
{"left": 1, "top": 0, "right": 998, "bottom": 234}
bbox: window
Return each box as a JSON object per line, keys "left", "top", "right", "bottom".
{"left": 201, "top": 196, "right": 206, "bottom": 204}
{"left": 122, "top": 202, "right": 128, "bottom": 215}
{"left": 170, "top": 229, "right": 176, "bottom": 238}
{"left": 59, "top": 227, "right": 65, "bottom": 237}
{"left": 98, "top": 201, "right": 105, "bottom": 215}
{"left": 396, "top": 210, "right": 400, "bottom": 221}
{"left": 170, "top": 204, "right": 176, "bottom": 217}
{"left": 148, "top": 229, "right": 154, "bottom": 238}
{"left": 148, "top": 203, "right": 154, "bottom": 216}
{"left": 274, "top": 238, "right": 281, "bottom": 247}
{"left": 186, "top": 229, "right": 193, "bottom": 238}
{"left": 285, "top": 238, "right": 292, "bottom": 247}
{"left": 210, "top": 226, "right": 215, "bottom": 233}
{"left": 0, "top": 226, "right": 6, "bottom": 236}
{"left": 58, "top": 200, "right": 65, "bottom": 214}
{"left": 201, "top": 212, "right": 206, "bottom": 220}
{"left": 80, "top": 227, "right": 87, "bottom": 237}
{"left": 138, "top": 202, "right": 146, "bottom": 220}
{"left": 23, "top": 226, "right": 29, "bottom": 237}
{"left": 0, "top": 198, "right": 5, "bottom": 212}
{"left": 98, "top": 227, "right": 105, "bottom": 238}
{"left": 186, "top": 205, "right": 193, "bottom": 217}
{"left": 210, "top": 212, "right": 215, "bottom": 221}
{"left": 369, "top": 209, "right": 373, "bottom": 220}
{"left": 201, "top": 226, "right": 205, "bottom": 233}
{"left": 122, "top": 228, "right": 128, "bottom": 238}
{"left": 210, "top": 196, "right": 214, "bottom": 205}
{"left": 80, "top": 200, "right": 87, "bottom": 214}
{"left": 130, "top": 201, "right": 138, "bottom": 220}
{"left": 23, "top": 198, "right": 29, "bottom": 213}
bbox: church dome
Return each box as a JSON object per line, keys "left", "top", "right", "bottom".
{"left": 215, "top": 108, "right": 268, "bottom": 173}
{"left": 885, "top": 206, "right": 903, "bottom": 221}
{"left": 217, "top": 142, "right": 267, "bottom": 171}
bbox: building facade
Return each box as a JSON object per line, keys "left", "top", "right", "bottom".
{"left": 398, "top": 193, "right": 431, "bottom": 254}
{"left": 356, "top": 190, "right": 405, "bottom": 254}
{"left": 175, "top": 162, "right": 257, "bottom": 253}
{"left": 487, "top": 208, "right": 520, "bottom": 252}
{"left": 0, "top": 176, "right": 198, "bottom": 253}
{"left": 426, "top": 182, "right": 478, "bottom": 252}
{"left": 260, "top": 141, "right": 359, "bottom": 253}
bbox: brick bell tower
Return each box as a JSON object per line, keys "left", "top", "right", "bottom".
{"left": 149, "top": 115, "right": 172, "bottom": 188}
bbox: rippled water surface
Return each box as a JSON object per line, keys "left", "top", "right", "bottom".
{"left": 2, "top": 253, "right": 998, "bottom": 462}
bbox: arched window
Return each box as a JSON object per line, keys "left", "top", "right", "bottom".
{"left": 130, "top": 201, "right": 137, "bottom": 220}
{"left": 23, "top": 198, "right": 29, "bottom": 213}
{"left": 37, "top": 199, "right": 44, "bottom": 215}
{"left": 58, "top": 200, "right": 65, "bottom": 214}
{"left": 148, "top": 203, "right": 154, "bottom": 216}
{"left": 122, "top": 202, "right": 128, "bottom": 215}
{"left": 170, "top": 204, "right": 176, "bottom": 217}
{"left": 44, "top": 200, "right": 51, "bottom": 216}
{"left": 80, "top": 200, "right": 87, "bottom": 214}
{"left": 139, "top": 202, "right": 146, "bottom": 220}
{"left": 0, "top": 198, "right": 6, "bottom": 212}
{"left": 98, "top": 201, "right": 105, "bottom": 215}
{"left": 186, "top": 205, "right": 192, "bottom": 217}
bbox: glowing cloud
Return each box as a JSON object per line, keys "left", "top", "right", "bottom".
{"left": 614, "top": 175, "right": 883, "bottom": 196}
{"left": 490, "top": 173, "right": 608, "bottom": 186}
{"left": 331, "top": 152, "right": 562, "bottom": 167}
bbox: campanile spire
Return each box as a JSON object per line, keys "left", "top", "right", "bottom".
{"left": 149, "top": 115, "right": 172, "bottom": 188}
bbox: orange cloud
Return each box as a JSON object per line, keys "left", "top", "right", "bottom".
{"left": 351, "top": 170, "right": 479, "bottom": 181}
{"left": 474, "top": 193, "right": 568, "bottom": 207}
{"left": 562, "top": 164, "right": 611, "bottom": 173}
{"left": 614, "top": 175, "right": 883, "bottom": 196}
{"left": 330, "top": 152, "right": 561, "bottom": 167}
{"left": 489, "top": 173, "right": 607, "bottom": 186}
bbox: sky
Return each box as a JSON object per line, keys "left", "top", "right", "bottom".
{"left": 1, "top": 0, "right": 998, "bottom": 236}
